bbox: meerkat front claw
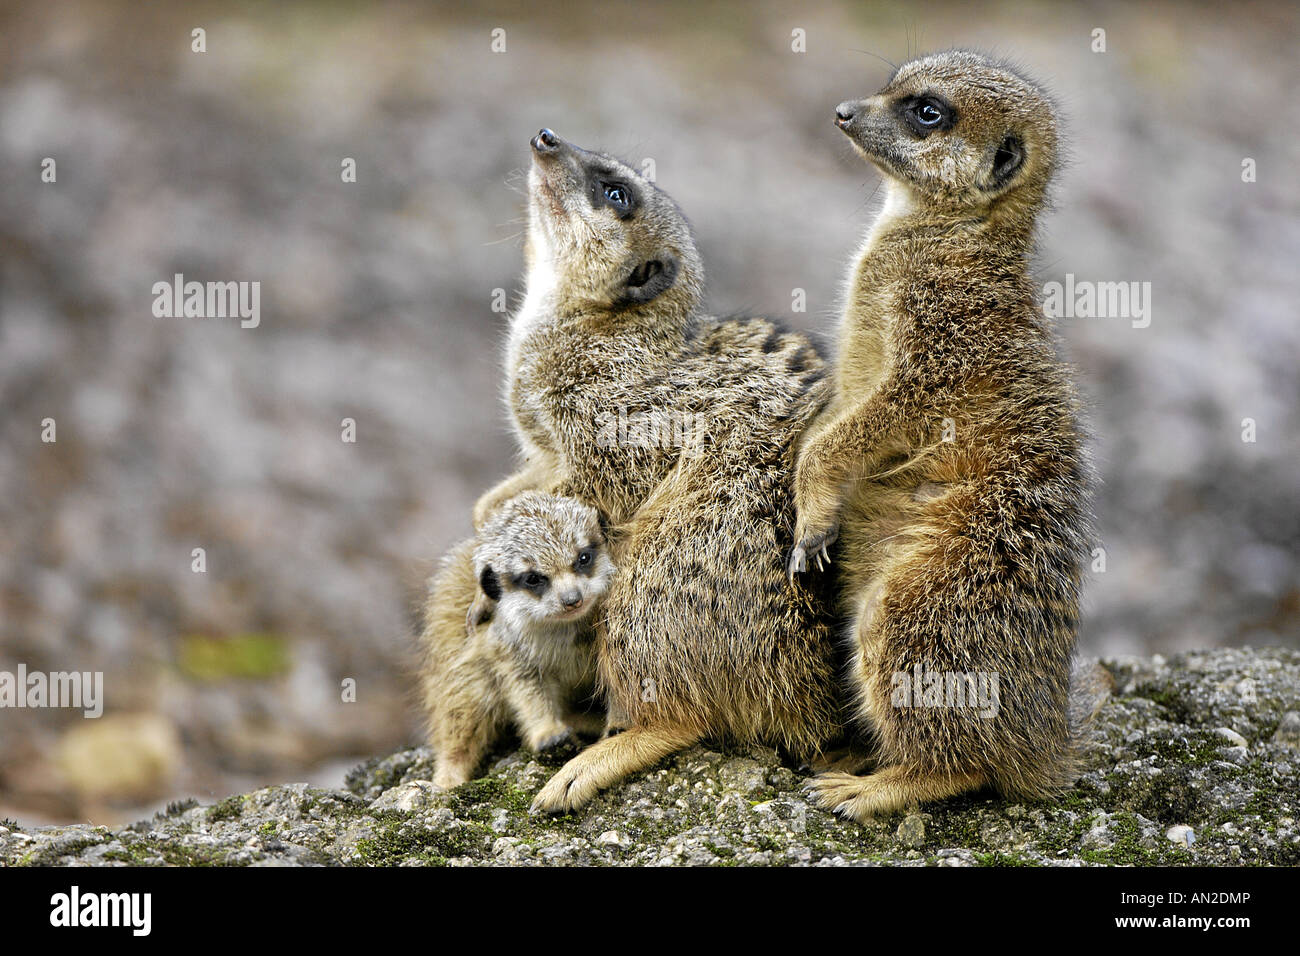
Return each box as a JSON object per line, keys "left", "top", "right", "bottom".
{"left": 802, "top": 770, "right": 871, "bottom": 819}
{"left": 790, "top": 526, "right": 839, "bottom": 579}
{"left": 465, "top": 593, "right": 494, "bottom": 633}
{"left": 787, "top": 545, "right": 809, "bottom": 581}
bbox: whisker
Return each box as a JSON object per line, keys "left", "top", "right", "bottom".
{"left": 848, "top": 48, "right": 897, "bottom": 71}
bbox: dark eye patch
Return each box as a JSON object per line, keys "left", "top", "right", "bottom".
{"left": 896, "top": 94, "right": 956, "bottom": 137}
{"left": 512, "top": 570, "right": 549, "bottom": 595}
{"left": 478, "top": 565, "right": 501, "bottom": 602}
{"left": 573, "top": 545, "right": 598, "bottom": 574}
{"left": 588, "top": 174, "right": 638, "bottom": 218}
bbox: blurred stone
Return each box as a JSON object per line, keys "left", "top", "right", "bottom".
{"left": 53, "top": 713, "right": 181, "bottom": 801}
{"left": 1213, "top": 727, "right": 1248, "bottom": 748}
{"left": 1273, "top": 712, "right": 1300, "bottom": 749}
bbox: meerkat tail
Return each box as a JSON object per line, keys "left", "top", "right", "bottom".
{"left": 804, "top": 765, "right": 987, "bottom": 821}
{"left": 530, "top": 722, "right": 702, "bottom": 814}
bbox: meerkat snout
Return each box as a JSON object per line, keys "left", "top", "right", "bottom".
{"left": 531, "top": 127, "right": 560, "bottom": 153}
{"left": 834, "top": 99, "right": 864, "bottom": 128}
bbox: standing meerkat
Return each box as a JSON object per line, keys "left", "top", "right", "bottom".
{"left": 789, "top": 51, "right": 1094, "bottom": 819}
{"left": 419, "top": 492, "right": 613, "bottom": 789}
{"left": 478, "top": 129, "right": 843, "bottom": 813}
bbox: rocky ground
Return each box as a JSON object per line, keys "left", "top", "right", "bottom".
{"left": 4, "top": 648, "right": 1297, "bottom": 867}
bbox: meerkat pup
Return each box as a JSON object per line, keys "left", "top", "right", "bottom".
{"left": 480, "top": 129, "right": 842, "bottom": 813}
{"left": 419, "top": 491, "right": 614, "bottom": 789}
{"left": 789, "top": 51, "right": 1093, "bottom": 819}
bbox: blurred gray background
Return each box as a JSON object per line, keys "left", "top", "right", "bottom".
{"left": 1, "top": 0, "right": 1296, "bottom": 824}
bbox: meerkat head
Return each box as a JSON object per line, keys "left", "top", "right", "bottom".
{"left": 834, "top": 51, "right": 1058, "bottom": 221}
{"left": 474, "top": 492, "right": 615, "bottom": 638}
{"left": 523, "top": 129, "right": 703, "bottom": 319}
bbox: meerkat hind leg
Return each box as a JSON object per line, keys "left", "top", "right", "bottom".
{"left": 530, "top": 723, "right": 702, "bottom": 814}
{"left": 804, "top": 765, "right": 986, "bottom": 821}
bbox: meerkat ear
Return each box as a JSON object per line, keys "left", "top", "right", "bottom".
{"left": 620, "top": 254, "right": 679, "bottom": 305}
{"left": 990, "top": 134, "right": 1025, "bottom": 187}
{"left": 478, "top": 565, "right": 502, "bottom": 602}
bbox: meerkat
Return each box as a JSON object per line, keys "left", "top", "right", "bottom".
{"left": 788, "top": 51, "right": 1094, "bottom": 819}
{"left": 419, "top": 491, "right": 614, "bottom": 789}
{"left": 472, "top": 129, "right": 844, "bottom": 813}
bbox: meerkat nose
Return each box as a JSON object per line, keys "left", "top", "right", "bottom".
{"left": 532, "top": 128, "right": 561, "bottom": 153}
{"left": 560, "top": 589, "right": 583, "bottom": 610}
{"left": 834, "top": 101, "right": 861, "bottom": 128}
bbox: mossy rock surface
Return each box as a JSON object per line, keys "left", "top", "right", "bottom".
{"left": 4, "top": 648, "right": 1297, "bottom": 867}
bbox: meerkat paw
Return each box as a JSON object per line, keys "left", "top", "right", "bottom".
{"left": 530, "top": 753, "right": 604, "bottom": 814}
{"left": 530, "top": 724, "right": 702, "bottom": 814}
{"left": 471, "top": 490, "right": 508, "bottom": 532}
{"left": 803, "top": 771, "right": 882, "bottom": 820}
{"left": 432, "top": 763, "right": 472, "bottom": 790}
{"left": 803, "top": 766, "right": 986, "bottom": 822}
{"left": 788, "top": 524, "right": 839, "bottom": 580}
{"left": 465, "top": 593, "right": 495, "bottom": 633}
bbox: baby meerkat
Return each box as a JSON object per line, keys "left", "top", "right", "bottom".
{"left": 419, "top": 491, "right": 614, "bottom": 790}
{"left": 790, "top": 51, "right": 1094, "bottom": 819}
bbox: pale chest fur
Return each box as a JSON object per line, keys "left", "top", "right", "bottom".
{"left": 830, "top": 181, "right": 914, "bottom": 410}
{"left": 504, "top": 257, "right": 560, "bottom": 459}
{"left": 494, "top": 617, "right": 593, "bottom": 687}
